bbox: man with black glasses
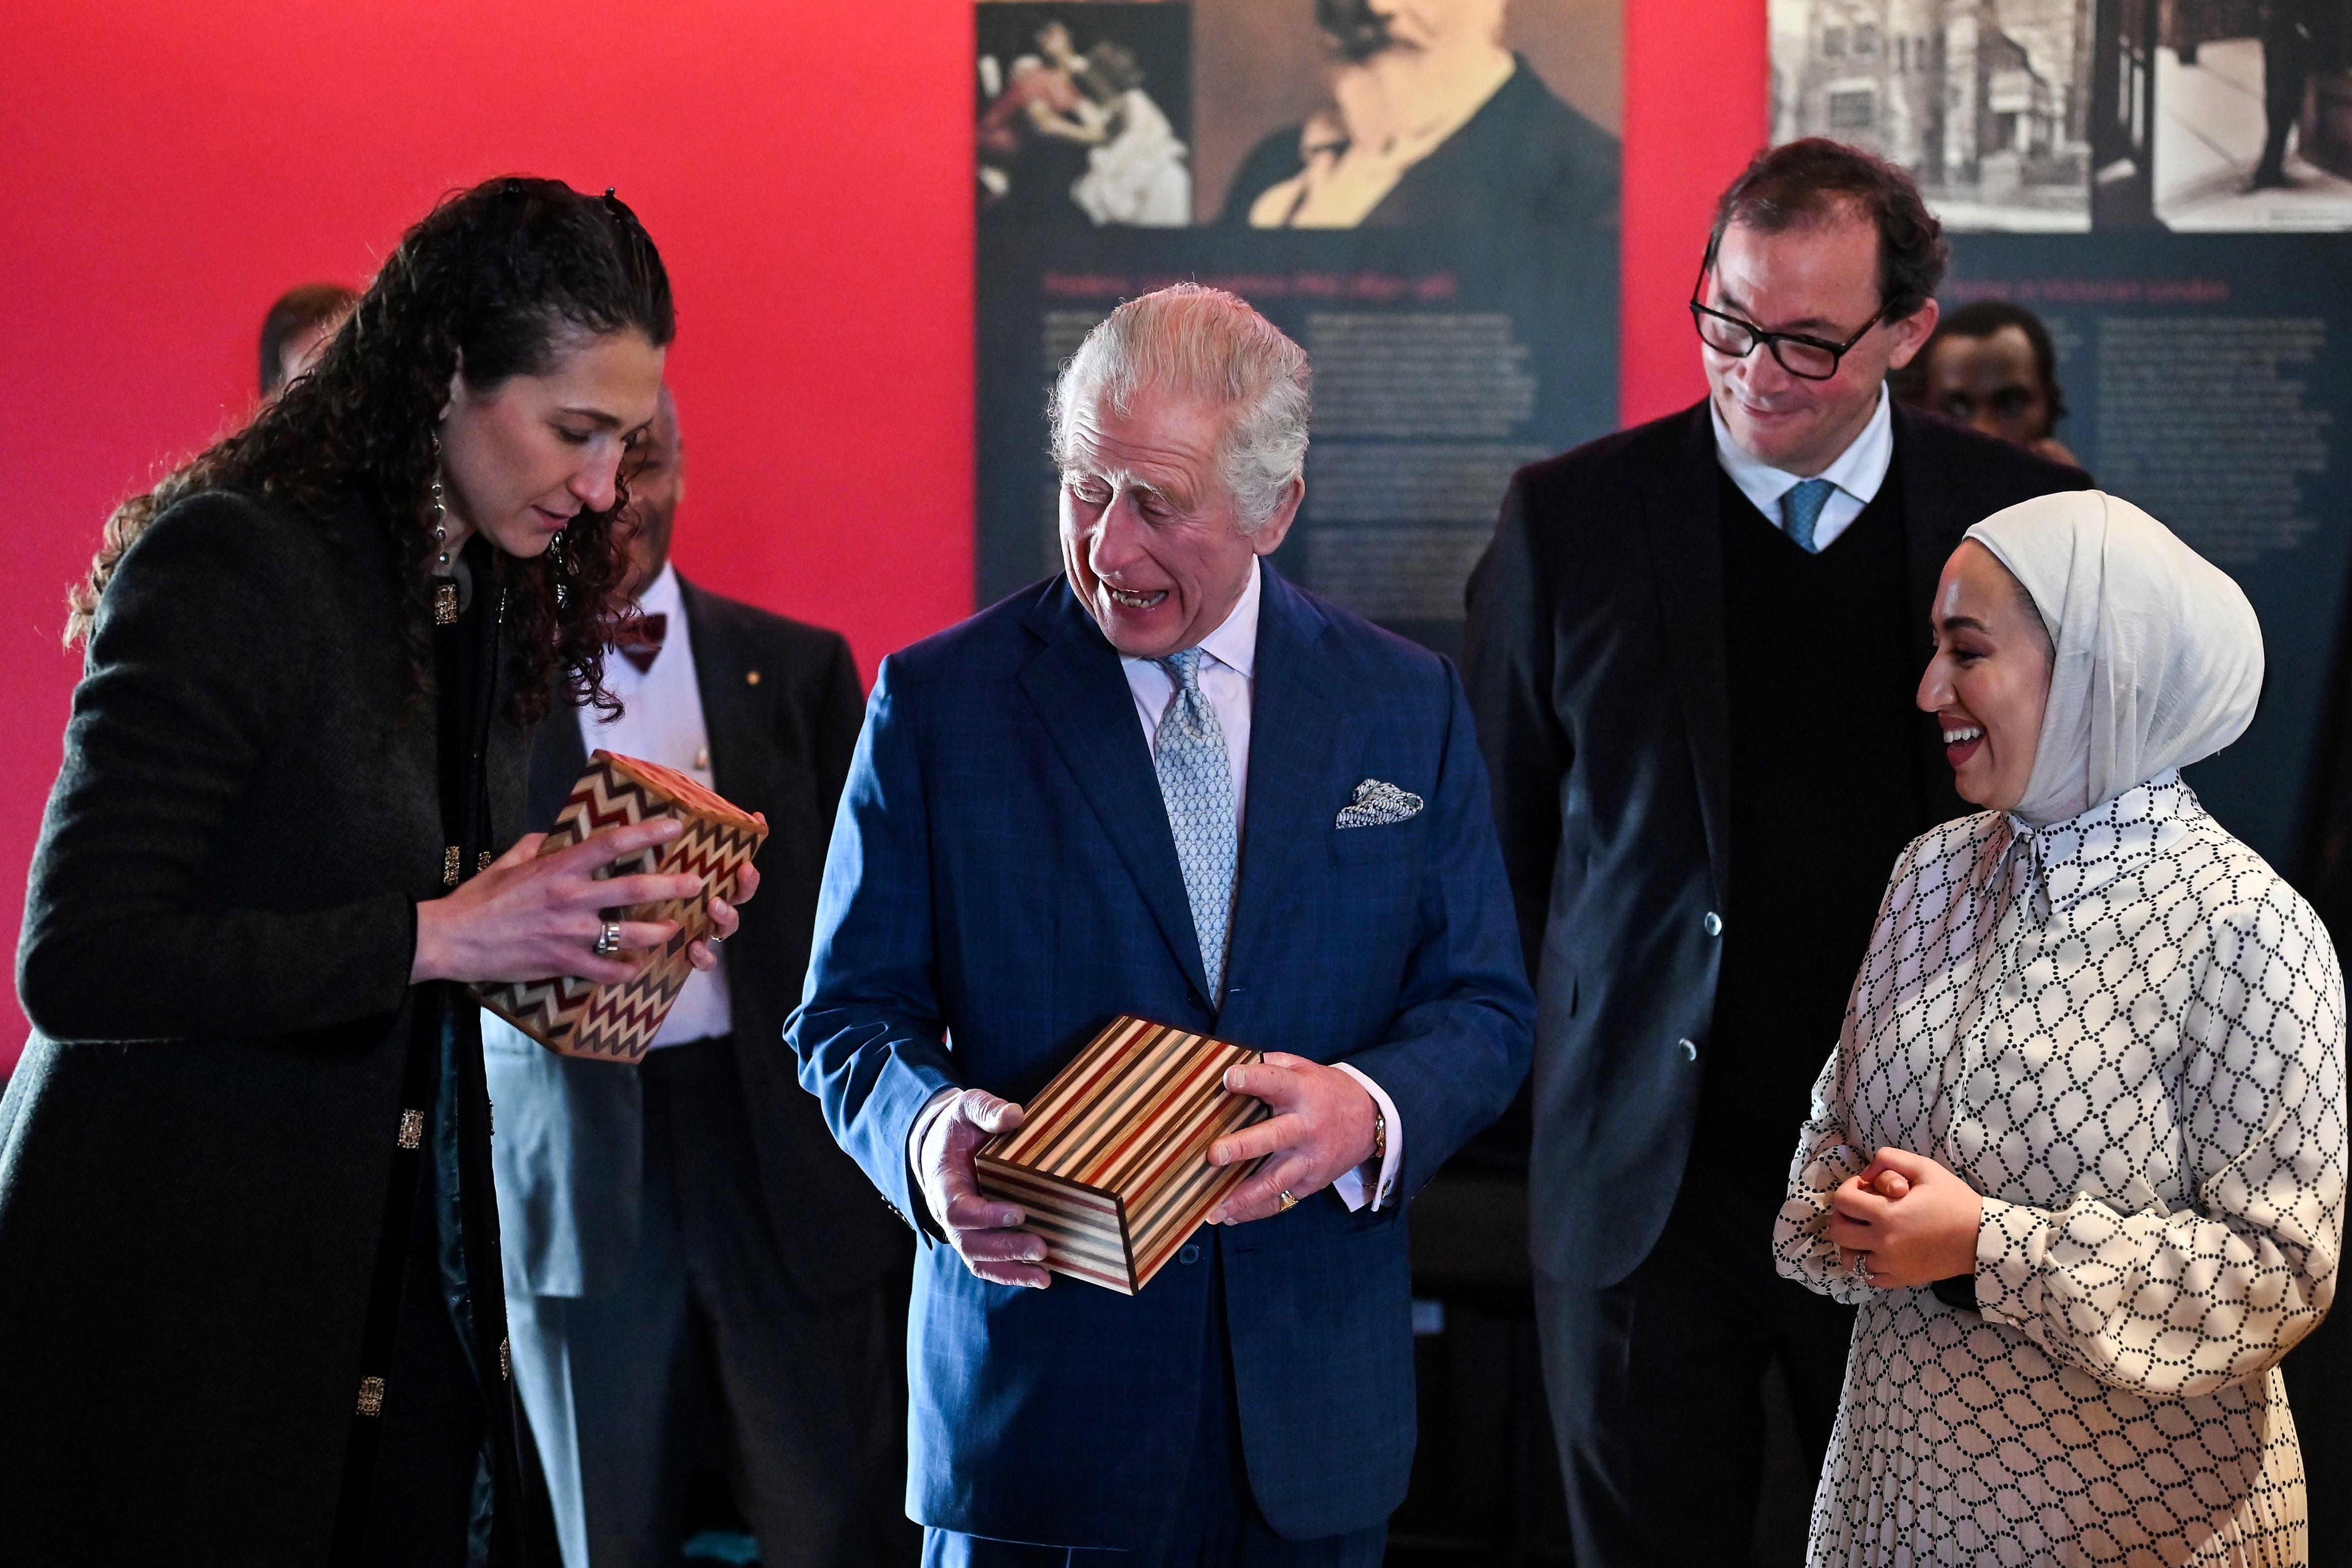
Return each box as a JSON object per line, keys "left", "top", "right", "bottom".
{"left": 1463, "top": 139, "right": 2088, "bottom": 1563}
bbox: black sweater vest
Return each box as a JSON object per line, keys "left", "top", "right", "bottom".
{"left": 1695, "top": 463, "right": 1930, "bottom": 1205}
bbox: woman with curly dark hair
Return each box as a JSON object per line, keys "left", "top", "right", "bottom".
{"left": 0, "top": 176, "right": 751, "bottom": 1567}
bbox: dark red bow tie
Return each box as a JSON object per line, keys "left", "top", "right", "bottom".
{"left": 615, "top": 611, "right": 667, "bottom": 674}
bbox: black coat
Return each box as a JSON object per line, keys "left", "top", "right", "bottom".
{"left": 1462, "top": 401, "right": 2091, "bottom": 1287}
{"left": 521, "top": 574, "right": 908, "bottom": 1295}
{"left": 1218, "top": 58, "right": 1620, "bottom": 230}
{"left": 0, "top": 491, "right": 533, "bottom": 1563}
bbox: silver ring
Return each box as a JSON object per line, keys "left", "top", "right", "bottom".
{"left": 705, "top": 932, "right": 725, "bottom": 946}
{"left": 592, "top": 920, "right": 622, "bottom": 958}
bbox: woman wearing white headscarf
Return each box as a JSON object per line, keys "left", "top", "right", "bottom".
{"left": 1774, "top": 490, "right": 2346, "bottom": 1566}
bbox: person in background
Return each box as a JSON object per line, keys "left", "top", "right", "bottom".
{"left": 1902, "top": 298, "right": 2081, "bottom": 468}
{"left": 791, "top": 283, "right": 1532, "bottom": 1566}
{"left": 1068, "top": 41, "right": 1192, "bottom": 227}
{"left": 260, "top": 280, "right": 359, "bottom": 397}
{"left": 977, "top": 21, "right": 1098, "bottom": 224}
{"left": 0, "top": 176, "right": 736, "bottom": 1567}
{"left": 1463, "top": 139, "right": 2089, "bottom": 1564}
{"left": 1777, "top": 489, "right": 2342, "bottom": 1564}
{"left": 487, "top": 387, "right": 914, "bottom": 1568}
{"left": 2253, "top": 0, "right": 2325, "bottom": 190}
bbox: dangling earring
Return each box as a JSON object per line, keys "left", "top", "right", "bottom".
{"left": 429, "top": 430, "right": 459, "bottom": 626}
{"left": 546, "top": 528, "right": 571, "bottom": 610}
{"left": 429, "top": 432, "right": 453, "bottom": 569}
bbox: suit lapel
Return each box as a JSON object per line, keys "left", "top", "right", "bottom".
{"left": 673, "top": 573, "right": 767, "bottom": 994}
{"left": 676, "top": 573, "right": 754, "bottom": 806}
{"left": 1892, "top": 408, "right": 1975, "bottom": 822}
{"left": 1892, "top": 407, "right": 1967, "bottom": 638}
{"left": 527, "top": 678, "right": 590, "bottom": 831}
{"left": 1018, "top": 582, "right": 1212, "bottom": 999}
{"left": 1643, "top": 403, "right": 1733, "bottom": 910}
{"left": 1224, "top": 568, "right": 1340, "bottom": 993}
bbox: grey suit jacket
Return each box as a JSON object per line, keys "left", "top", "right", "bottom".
{"left": 488, "top": 573, "right": 907, "bottom": 1301}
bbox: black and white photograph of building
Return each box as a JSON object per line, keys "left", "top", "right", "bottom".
{"left": 1771, "top": 0, "right": 2093, "bottom": 230}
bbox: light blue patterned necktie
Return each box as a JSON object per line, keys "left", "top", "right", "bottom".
{"left": 1780, "top": 476, "right": 1837, "bottom": 553}
{"left": 1153, "top": 647, "right": 1237, "bottom": 1001}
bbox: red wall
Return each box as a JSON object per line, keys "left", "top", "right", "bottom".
{"left": 0, "top": 3, "right": 1764, "bottom": 1069}
{"left": 1625, "top": 1, "right": 1772, "bottom": 423}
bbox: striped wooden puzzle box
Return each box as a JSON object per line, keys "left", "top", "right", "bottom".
{"left": 975, "top": 1016, "right": 1269, "bottom": 1295}
{"left": 476, "top": 750, "right": 766, "bottom": 1064}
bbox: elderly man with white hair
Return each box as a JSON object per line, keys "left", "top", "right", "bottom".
{"left": 789, "top": 284, "right": 1532, "bottom": 1565}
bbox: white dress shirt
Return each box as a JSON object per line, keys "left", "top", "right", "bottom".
{"left": 1117, "top": 560, "right": 1402, "bottom": 1212}
{"left": 577, "top": 562, "right": 733, "bottom": 1049}
{"left": 1711, "top": 383, "right": 1893, "bottom": 550}
{"left": 1117, "top": 555, "right": 1261, "bottom": 820}
{"left": 910, "top": 561, "right": 1405, "bottom": 1214}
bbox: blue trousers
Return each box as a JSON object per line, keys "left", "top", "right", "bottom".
{"left": 921, "top": 1240, "right": 1386, "bottom": 1568}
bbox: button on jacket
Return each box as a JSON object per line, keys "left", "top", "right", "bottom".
{"left": 0, "top": 492, "right": 535, "bottom": 1564}
{"left": 1464, "top": 398, "right": 2094, "bottom": 1289}
{"left": 791, "top": 564, "right": 1532, "bottom": 1548}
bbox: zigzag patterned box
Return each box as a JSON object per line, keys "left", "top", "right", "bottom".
{"left": 476, "top": 750, "right": 766, "bottom": 1063}
{"left": 975, "top": 1016, "right": 1269, "bottom": 1294}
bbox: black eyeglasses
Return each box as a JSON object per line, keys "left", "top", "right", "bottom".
{"left": 1689, "top": 267, "right": 1884, "bottom": 381}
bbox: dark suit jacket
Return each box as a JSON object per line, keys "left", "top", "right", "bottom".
{"left": 508, "top": 574, "right": 907, "bottom": 1300}
{"left": 1462, "top": 401, "right": 2091, "bottom": 1287}
{"left": 789, "top": 567, "right": 1533, "bottom": 1547}
{"left": 1218, "top": 57, "right": 1620, "bottom": 229}
{"left": 0, "top": 492, "right": 534, "bottom": 1563}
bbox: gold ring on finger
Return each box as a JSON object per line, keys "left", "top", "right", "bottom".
{"left": 1277, "top": 1189, "right": 1298, "bottom": 1212}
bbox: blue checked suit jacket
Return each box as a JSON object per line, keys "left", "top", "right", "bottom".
{"left": 788, "top": 565, "right": 1533, "bottom": 1547}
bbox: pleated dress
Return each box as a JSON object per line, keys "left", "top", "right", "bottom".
{"left": 1775, "top": 772, "right": 2346, "bottom": 1566}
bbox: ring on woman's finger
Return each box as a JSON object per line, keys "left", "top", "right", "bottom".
{"left": 592, "top": 919, "right": 623, "bottom": 958}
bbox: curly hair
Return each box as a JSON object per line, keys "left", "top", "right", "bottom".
{"left": 67, "top": 175, "right": 675, "bottom": 723}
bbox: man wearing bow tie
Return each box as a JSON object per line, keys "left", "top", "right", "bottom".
{"left": 486, "top": 389, "right": 916, "bottom": 1568}
{"left": 790, "top": 284, "right": 1532, "bottom": 1566}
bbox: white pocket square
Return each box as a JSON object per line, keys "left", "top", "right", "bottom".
{"left": 1335, "top": 778, "right": 1424, "bottom": 829}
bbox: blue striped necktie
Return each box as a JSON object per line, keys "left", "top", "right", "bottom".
{"left": 1781, "top": 477, "right": 1838, "bottom": 553}
{"left": 1152, "top": 648, "right": 1237, "bottom": 1001}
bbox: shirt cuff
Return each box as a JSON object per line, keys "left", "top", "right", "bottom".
{"left": 1973, "top": 1194, "right": 2042, "bottom": 1327}
{"left": 904, "top": 1085, "right": 962, "bottom": 1241}
{"left": 1330, "top": 1062, "right": 1402, "bottom": 1212}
